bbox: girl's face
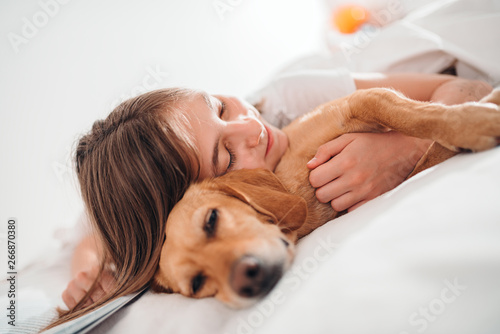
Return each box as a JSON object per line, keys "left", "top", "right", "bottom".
{"left": 180, "top": 91, "right": 289, "bottom": 180}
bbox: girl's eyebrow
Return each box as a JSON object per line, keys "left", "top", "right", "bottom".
{"left": 201, "top": 92, "right": 213, "bottom": 110}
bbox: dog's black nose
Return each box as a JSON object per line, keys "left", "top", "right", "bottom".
{"left": 230, "top": 256, "right": 282, "bottom": 298}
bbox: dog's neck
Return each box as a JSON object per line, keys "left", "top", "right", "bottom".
{"left": 273, "top": 112, "right": 346, "bottom": 239}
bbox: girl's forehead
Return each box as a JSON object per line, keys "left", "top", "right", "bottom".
{"left": 175, "top": 90, "right": 212, "bottom": 114}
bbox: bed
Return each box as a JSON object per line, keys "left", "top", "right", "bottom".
{"left": 2, "top": 0, "right": 500, "bottom": 333}
{"left": 80, "top": 147, "right": 500, "bottom": 334}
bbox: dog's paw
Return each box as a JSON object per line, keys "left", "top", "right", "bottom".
{"left": 436, "top": 98, "right": 500, "bottom": 152}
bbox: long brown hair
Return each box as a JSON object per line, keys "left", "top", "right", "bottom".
{"left": 45, "top": 88, "right": 200, "bottom": 330}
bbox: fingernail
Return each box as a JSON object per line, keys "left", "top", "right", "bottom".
{"left": 307, "top": 157, "right": 316, "bottom": 165}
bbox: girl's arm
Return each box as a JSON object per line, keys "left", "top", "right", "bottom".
{"left": 308, "top": 73, "right": 493, "bottom": 212}
{"left": 352, "top": 72, "right": 492, "bottom": 103}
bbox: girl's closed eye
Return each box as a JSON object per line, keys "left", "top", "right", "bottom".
{"left": 225, "top": 145, "right": 236, "bottom": 173}
{"left": 218, "top": 98, "right": 235, "bottom": 174}
{"left": 219, "top": 100, "right": 227, "bottom": 118}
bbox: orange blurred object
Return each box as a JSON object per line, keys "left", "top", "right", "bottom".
{"left": 331, "top": 4, "right": 370, "bottom": 34}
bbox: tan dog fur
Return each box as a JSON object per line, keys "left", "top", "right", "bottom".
{"left": 153, "top": 88, "right": 500, "bottom": 307}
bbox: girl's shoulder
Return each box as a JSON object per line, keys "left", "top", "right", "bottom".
{"left": 247, "top": 67, "right": 356, "bottom": 128}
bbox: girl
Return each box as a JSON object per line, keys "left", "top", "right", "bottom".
{"left": 48, "top": 72, "right": 492, "bottom": 329}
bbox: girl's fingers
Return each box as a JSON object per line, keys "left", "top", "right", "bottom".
{"left": 309, "top": 159, "right": 343, "bottom": 188}
{"left": 89, "top": 285, "right": 106, "bottom": 304}
{"left": 62, "top": 288, "right": 77, "bottom": 309}
{"left": 307, "top": 135, "right": 354, "bottom": 169}
{"left": 330, "top": 191, "right": 366, "bottom": 213}
{"left": 63, "top": 280, "right": 87, "bottom": 309}
{"left": 74, "top": 271, "right": 95, "bottom": 291}
{"left": 314, "top": 176, "right": 350, "bottom": 204}
{"left": 99, "top": 271, "right": 116, "bottom": 292}
{"left": 62, "top": 268, "right": 113, "bottom": 309}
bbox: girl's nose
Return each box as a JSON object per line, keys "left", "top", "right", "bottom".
{"left": 225, "top": 116, "right": 263, "bottom": 148}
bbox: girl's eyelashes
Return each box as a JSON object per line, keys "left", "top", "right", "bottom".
{"left": 216, "top": 98, "right": 234, "bottom": 175}
{"left": 226, "top": 146, "right": 236, "bottom": 172}
{"left": 219, "top": 100, "right": 226, "bottom": 118}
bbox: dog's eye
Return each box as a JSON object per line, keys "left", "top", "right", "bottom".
{"left": 191, "top": 273, "right": 206, "bottom": 295}
{"left": 204, "top": 208, "right": 218, "bottom": 237}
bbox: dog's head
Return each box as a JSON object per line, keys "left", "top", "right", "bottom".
{"left": 152, "top": 168, "right": 307, "bottom": 308}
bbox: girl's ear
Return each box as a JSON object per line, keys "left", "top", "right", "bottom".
{"left": 213, "top": 169, "right": 308, "bottom": 234}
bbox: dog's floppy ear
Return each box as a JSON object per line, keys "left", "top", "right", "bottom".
{"left": 151, "top": 271, "right": 173, "bottom": 294}
{"left": 213, "top": 169, "right": 307, "bottom": 234}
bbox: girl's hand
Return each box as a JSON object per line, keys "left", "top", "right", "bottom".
{"left": 62, "top": 265, "right": 115, "bottom": 309}
{"left": 307, "top": 132, "right": 432, "bottom": 212}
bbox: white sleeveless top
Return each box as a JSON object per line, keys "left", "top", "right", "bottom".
{"left": 247, "top": 68, "right": 357, "bottom": 128}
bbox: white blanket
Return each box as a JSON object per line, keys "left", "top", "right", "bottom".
{"left": 322, "top": 0, "right": 500, "bottom": 85}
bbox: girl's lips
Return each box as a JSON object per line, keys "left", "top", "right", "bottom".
{"left": 265, "top": 125, "right": 274, "bottom": 157}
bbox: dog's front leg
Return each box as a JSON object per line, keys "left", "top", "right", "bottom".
{"left": 344, "top": 88, "right": 500, "bottom": 153}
